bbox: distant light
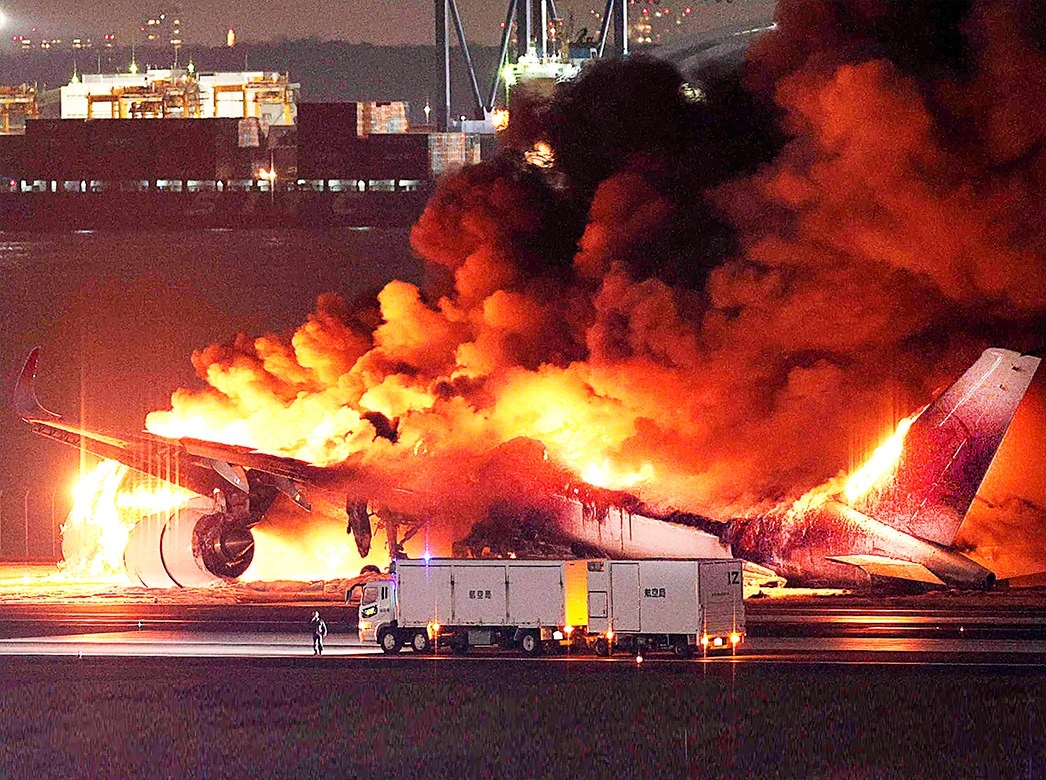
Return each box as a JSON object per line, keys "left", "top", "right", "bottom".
{"left": 0, "top": 12, "right": 8, "bottom": 29}
{"left": 680, "top": 83, "right": 704, "bottom": 103}
{"left": 490, "top": 108, "right": 509, "bottom": 132}
{"left": 422, "top": 550, "right": 431, "bottom": 562}
{"left": 524, "top": 141, "right": 555, "bottom": 169}
{"left": 226, "top": 27, "right": 236, "bottom": 48}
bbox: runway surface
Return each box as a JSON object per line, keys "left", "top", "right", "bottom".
{"left": 1, "top": 599, "right": 1046, "bottom": 664}
{"left": 2, "top": 598, "right": 1044, "bottom": 778}
{"left": 2, "top": 649, "right": 1043, "bottom": 779}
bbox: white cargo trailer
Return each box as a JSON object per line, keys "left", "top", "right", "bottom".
{"left": 357, "top": 557, "right": 745, "bottom": 657}
{"left": 585, "top": 559, "right": 745, "bottom": 657}
{"left": 357, "top": 558, "right": 589, "bottom": 655}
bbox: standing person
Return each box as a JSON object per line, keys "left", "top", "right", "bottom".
{"left": 310, "top": 611, "right": 328, "bottom": 655}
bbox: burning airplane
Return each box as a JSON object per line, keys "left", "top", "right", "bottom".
{"left": 12, "top": 6, "right": 1046, "bottom": 588}
{"left": 12, "top": 345, "right": 1039, "bottom": 589}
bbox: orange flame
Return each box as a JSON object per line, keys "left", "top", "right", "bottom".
{"left": 783, "top": 412, "right": 920, "bottom": 520}
{"left": 242, "top": 524, "right": 367, "bottom": 582}
{"left": 65, "top": 459, "right": 369, "bottom": 584}
{"left": 62, "top": 459, "right": 194, "bottom": 581}
{"left": 843, "top": 414, "right": 917, "bottom": 503}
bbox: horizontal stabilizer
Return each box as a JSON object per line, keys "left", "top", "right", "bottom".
{"left": 827, "top": 554, "right": 945, "bottom": 586}
{"left": 743, "top": 560, "right": 787, "bottom": 587}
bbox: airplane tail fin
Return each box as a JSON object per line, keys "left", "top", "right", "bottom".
{"left": 11, "top": 347, "right": 60, "bottom": 422}
{"left": 853, "top": 348, "right": 1040, "bottom": 547}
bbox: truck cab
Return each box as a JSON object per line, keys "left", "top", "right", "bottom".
{"left": 357, "top": 578, "right": 396, "bottom": 645}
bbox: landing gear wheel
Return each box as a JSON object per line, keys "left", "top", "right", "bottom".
{"left": 410, "top": 630, "right": 432, "bottom": 654}
{"left": 520, "top": 630, "right": 542, "bottom": 657}
{"left": 379, "top": 628, "right": 402, "bottom": 654}
{"left": 672, "top": 640, "right": 694, "bottom": 659}
{"left": 594, "top": 637, "right": 610, "bottom": 657}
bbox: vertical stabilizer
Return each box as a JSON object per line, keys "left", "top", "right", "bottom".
{"left": 855, "top": 348, "right": 1040, "bottom": 546}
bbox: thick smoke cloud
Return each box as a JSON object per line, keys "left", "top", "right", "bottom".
{"left": 146, "top": 0, "right": 1046, "bottom": 574}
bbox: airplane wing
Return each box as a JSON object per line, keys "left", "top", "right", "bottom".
{"left": 852, "top": 348, "right": 1040, "bottom": 547}
{"left": 826, "top": 554, "right": 946, "bottom": 586}
{"left": 11, "top": 348, "right": 316, "bottom": 509}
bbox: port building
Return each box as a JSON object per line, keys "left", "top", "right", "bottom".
{"left": 60, "top": 69, "right": 298, "bottom": 125}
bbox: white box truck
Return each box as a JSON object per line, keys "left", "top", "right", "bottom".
{"left": 356, "top": 557, "right": 744, "bottom": 657}
{"left": 357, "top": 558, "right": 590, "bottom": 655}
{"left": 584, "top": 558, "right": 745, "bottom": 658}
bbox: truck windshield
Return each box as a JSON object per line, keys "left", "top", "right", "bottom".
{"left": 361, "top": 584, "right": 380, "bottom": 605}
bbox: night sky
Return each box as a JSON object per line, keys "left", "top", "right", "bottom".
{"left": 0, "top": 0, "right": 776, "bottom": 48}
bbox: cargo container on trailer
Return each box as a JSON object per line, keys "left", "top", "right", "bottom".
{"left": 356, "top": 558, "right": 589, "bottom": 655}
{"left": 585, "top": 559, "right": 745, "bottom": 658}
{"left": 356, "top": 557, "right": 744, "bottom": 657}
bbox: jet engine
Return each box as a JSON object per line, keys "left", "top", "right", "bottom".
{"left": 123, "top": 497, "right": 255, "bottom": 588}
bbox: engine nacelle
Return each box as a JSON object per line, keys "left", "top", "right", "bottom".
{"left": 123, "top": 497, "right": 255, "bottom": 588}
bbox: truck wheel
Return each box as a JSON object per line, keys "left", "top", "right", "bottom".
{"left": 672, "top": 639, "right": 694, "bottom": 659}
{"left": 594, "top": 637, "right": 610, "bottom": 657}
{"left": 519, "top": 630, "right": 542, "bottom": 657}
{"left": 410, "top": 630, "right": 432, "bottom": 654}
{"left": 378, "top": 628, "right": 401, "bottom": 654}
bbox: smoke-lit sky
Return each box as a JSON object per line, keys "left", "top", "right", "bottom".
{"left": 0, "top": 0, "right": 775, "bottom": 47}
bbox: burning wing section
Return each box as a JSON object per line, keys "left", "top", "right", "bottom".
{"left": 856, "top": 348, "right": 1041, "bottom": 547}
{"left": 11, "top": 348, "right": 325, "bottom": 586}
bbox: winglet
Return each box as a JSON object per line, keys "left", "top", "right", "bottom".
{"left": 11, "top": 348, "right": 61, "bottom": 422}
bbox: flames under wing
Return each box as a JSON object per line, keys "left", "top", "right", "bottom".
{"left": 854, "top": 348, "right": 1040, "bottom": 547}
